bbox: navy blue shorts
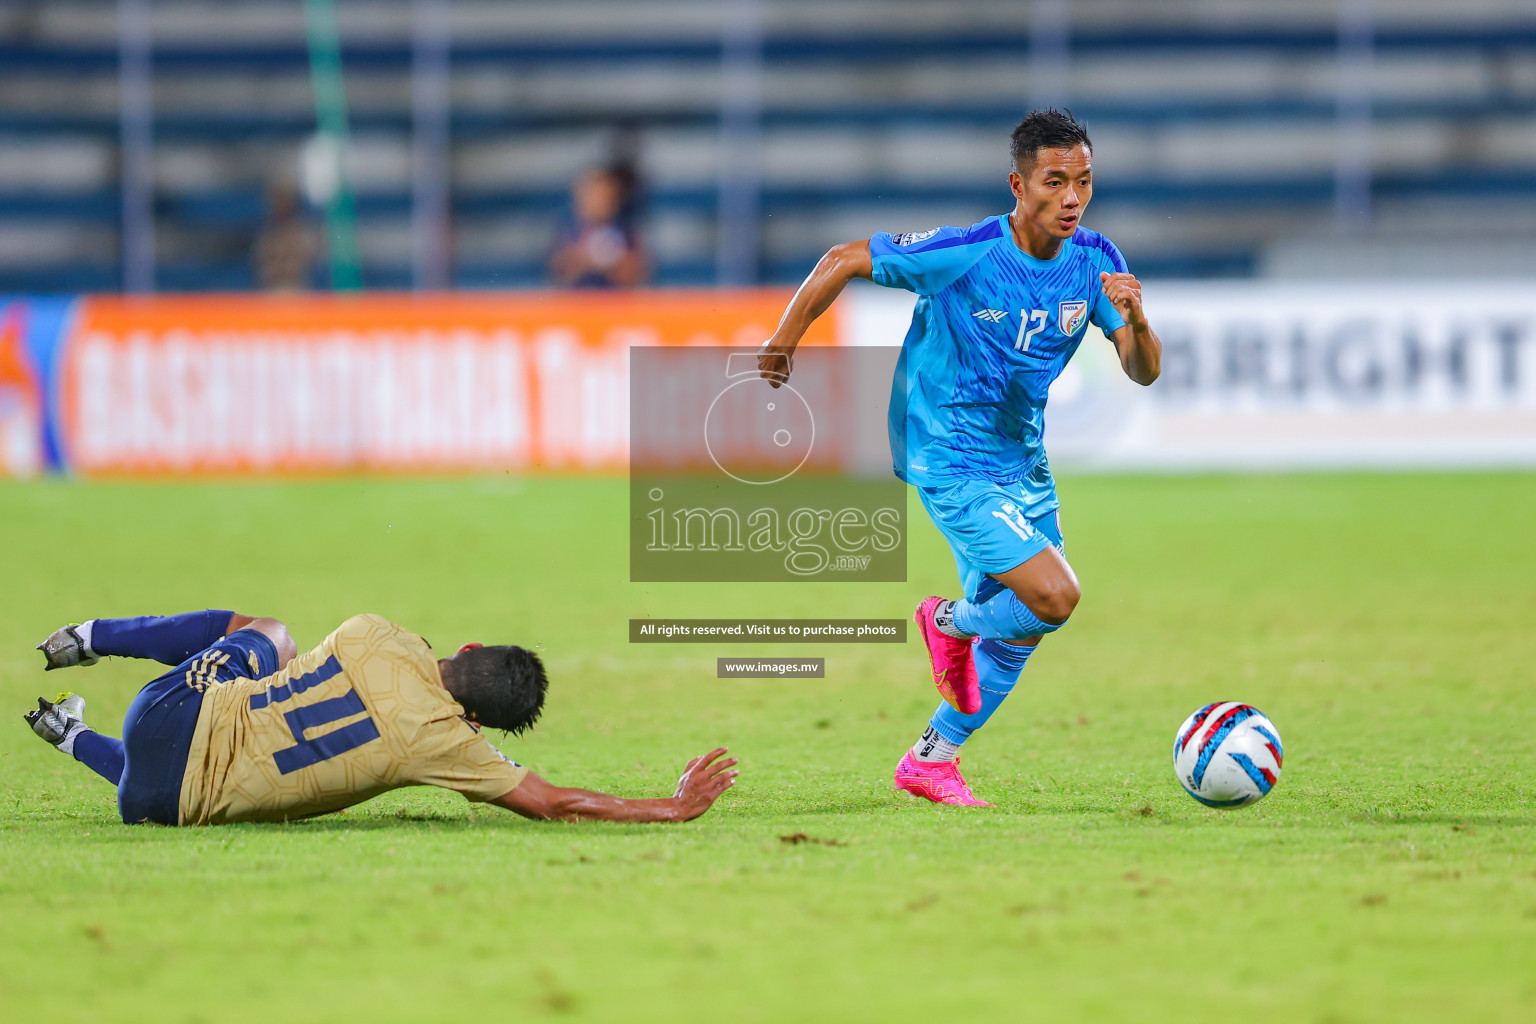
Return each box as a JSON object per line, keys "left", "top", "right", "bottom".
{"left": 118, "top": 630, "right": 280, "bottom": 825}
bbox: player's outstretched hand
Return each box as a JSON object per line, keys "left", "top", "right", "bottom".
{"left": 672, "top": 747, "right": 738, "bottom": 820}
{"left": 35, "top": 624, "right": 99, "bottom": 671}
{"left": 1100, "top": 271, "right": 1147, "bottom": 328}
{"left": 757, "top": 339, "right": 794, "bottom": 389}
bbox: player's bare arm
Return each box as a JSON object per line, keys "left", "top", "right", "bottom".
{"left": 491, "top": 747, "right": 738, "bottom": 823}
{"left": 757, "top": 239, "right": 872, "bottom": 388}
{"left": 1102, "top": 272, "right": 1162, "bottom": 386}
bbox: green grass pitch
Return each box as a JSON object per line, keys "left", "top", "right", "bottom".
{"left": 2, "top": 472, "right": 1534, "bottom": 1023}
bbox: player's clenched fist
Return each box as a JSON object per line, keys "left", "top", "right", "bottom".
{"left": 1099, "top": 271, "right": 1146, "bottom": 327}
{"left": 757, "top": 339, "right": 794, "bottom": 389}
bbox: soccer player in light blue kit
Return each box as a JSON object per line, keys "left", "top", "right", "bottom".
{"left": 758, "top": 110, "right": 1162, "bottom": 805}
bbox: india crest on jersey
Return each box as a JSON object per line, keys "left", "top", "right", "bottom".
{"left": 1058, "top": 299, "right": 1088, "bottom": 335}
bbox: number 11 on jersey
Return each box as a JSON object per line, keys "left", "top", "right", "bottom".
{"left": 1015, "top": 309, "right": 1047, "bottom": 351}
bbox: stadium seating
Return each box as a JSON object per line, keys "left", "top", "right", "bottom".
{"left": 1, "top": 0, "right": 1533, "bottom": 291}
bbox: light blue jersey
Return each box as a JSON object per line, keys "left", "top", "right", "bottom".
{"left": 871, "top": 214, "right": 1128, "bottom": 517}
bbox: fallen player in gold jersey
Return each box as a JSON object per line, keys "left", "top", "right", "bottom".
{"left": 26, "top": 609, "right": 736, "bottom": 826}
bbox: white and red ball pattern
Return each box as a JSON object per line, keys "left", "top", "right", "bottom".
{"left": 1172, "top": 702, "right": 1283, "bottom": 808}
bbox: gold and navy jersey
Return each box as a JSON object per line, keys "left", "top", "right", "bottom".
{"left": 178, "top": 614, "right": 527, "bottom": 825}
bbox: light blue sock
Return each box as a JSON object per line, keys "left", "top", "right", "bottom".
{"left": 952, "top": 591, "right": 1066, "bottom": 641}
{"left": 928, "top": 639, "right": 1036, "bottom": 746}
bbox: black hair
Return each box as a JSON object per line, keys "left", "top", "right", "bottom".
{"left": 445, "top": 645, "right": 547, "bottom": 734}
{"left": 1010, "top": 108, "right": 1093, "bottom": 171}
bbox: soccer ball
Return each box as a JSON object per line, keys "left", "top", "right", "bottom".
{"left": 1172, "top": 702, "right": 1283, "bottom": 808}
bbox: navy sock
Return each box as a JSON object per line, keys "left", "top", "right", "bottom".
{"left": 73, "top": 731, "right": 126, "bottom": 786}
{"left": 90, "top": 610, "right": 233, "bottom": 666}
{"left": 952, "top": 591, "right": 1066, "bottom": 641}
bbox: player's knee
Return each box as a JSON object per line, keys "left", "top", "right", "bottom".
{"left": 243, "top": 617, "right": 297, "bottom": 668}
{"left": 269, "top": 625, "right": 298, "bottom": 668}
{"left": 276, "top": 631, "right": 298, "bottom": 667}
{"left": 1035, "top": 578, "right": 1080, "bottom": 626}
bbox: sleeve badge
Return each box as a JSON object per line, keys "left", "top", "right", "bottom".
{"left": 891, "top": 228, "right": 939, "bottom": 246}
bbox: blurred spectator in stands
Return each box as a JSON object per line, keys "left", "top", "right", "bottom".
{"left": 548, "top": 166, "right": 648, "bottom": 288}
{"left": 252, "top": 182, "right": 315, "bottom": 291}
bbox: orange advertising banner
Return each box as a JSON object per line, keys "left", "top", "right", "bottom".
{"left": 57, "top": 291, "right": 832, "bottom": 475}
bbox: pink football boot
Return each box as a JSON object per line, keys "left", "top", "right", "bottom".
{"left": 894, "top": 751, "right": 992, "bottom": 807}
{"left": 913, "top": 596, "right": 980, "bottom": 714}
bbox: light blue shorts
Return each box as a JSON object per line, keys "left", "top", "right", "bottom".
{"left": 915, "top": 478, "right": 1065, "bottom": 605}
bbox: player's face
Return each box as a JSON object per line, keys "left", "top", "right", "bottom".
{"left": 1010, "top": 144, "right": 1094, "bottom": 239}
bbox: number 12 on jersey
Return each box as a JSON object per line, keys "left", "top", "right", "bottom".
{"left": 1015, "top": 309, "right": 1047, "bottom": 351}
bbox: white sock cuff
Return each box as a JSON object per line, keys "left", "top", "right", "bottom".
{"left": 75, "top": 620, "right": 97, "bottom": 660}
{"left": 932, "top": 600, "right": 972, "bottom": 640}
{"left": 912, "top": 726, "right": 961, "bottom": 763}
{"left": 55, "top": 721, "right": 90, "bottom": 758}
